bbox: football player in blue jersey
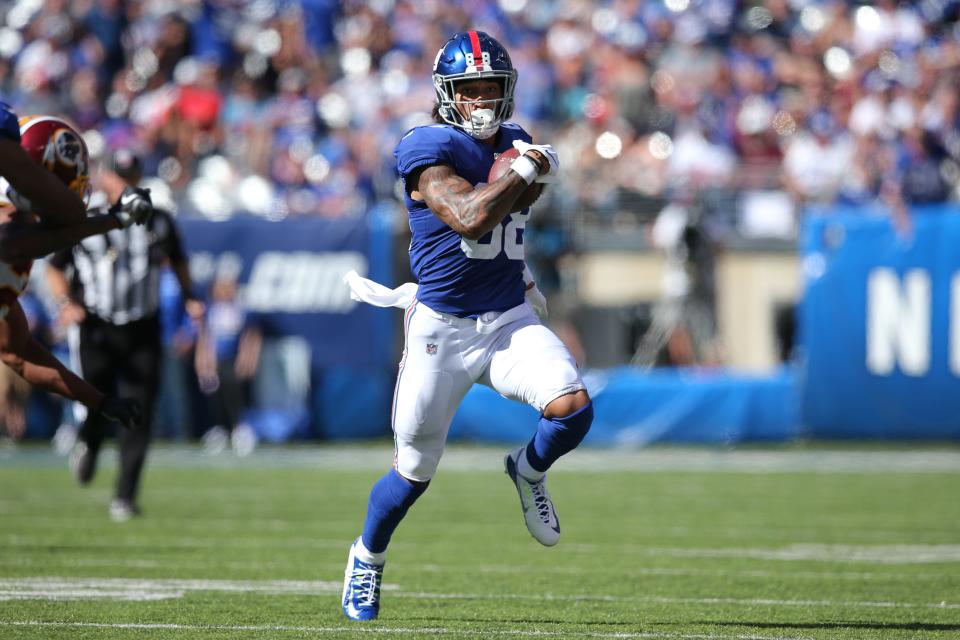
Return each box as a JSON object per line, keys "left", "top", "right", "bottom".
{"left": 0, "top": 103, "right": 149, "bottom": 430}
{"left": 341, "top": 31, "right": 593, "bottom": 621}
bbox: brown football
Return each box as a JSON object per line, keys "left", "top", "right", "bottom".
{"left": 488, "top": 148, "right": 544, "bottom": 212}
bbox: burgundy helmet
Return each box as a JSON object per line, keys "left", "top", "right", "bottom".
{"left": 18, "top": 115, "right": 90, "bottom": 202}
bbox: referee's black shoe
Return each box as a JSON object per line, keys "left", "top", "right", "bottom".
{"left": 69, "top": 441, "right": 99, "bottom": 485}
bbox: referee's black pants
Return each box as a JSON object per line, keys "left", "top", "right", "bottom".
{"left": 76, "top": 314, "right": 161, "bottom": 504}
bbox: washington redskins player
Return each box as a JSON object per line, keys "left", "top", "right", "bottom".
{"left": 0, "top": 103, "right": 151, "bottom": 428}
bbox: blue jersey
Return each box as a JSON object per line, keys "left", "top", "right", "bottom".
{"left": 0, "top": 101, "right": 19, "bottom": 142}
{"left": 395, "top": 123, "right": 533, "bottom": 317}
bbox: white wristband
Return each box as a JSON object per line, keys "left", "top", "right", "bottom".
{"left": 509, "top": 155, "right": 538, "bottom": 185}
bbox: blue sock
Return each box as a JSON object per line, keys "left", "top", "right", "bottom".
{"left": 526, "top": 401, "right": 594, "bottom": 473}
{"left": 361, "top": 468, "right": 429, "bottom": 554}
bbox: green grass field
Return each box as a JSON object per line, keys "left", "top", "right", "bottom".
{"left": 1, "top": 443, "right": 959, "bottom": 639}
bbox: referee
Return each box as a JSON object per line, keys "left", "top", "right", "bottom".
{"left": 47, "top": 148, "right": 204, "bottom": 521}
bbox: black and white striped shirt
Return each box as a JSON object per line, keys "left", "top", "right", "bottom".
{"left": 50, "top": 208, "right": 187, "bottom": 325}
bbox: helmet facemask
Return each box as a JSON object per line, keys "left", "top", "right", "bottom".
{"left": 433, "top": 69, "right": 517, "bottom": 140}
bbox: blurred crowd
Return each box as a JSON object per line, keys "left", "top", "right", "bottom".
{"left": 0, "top": 0, "right": 957, "bottom": 234}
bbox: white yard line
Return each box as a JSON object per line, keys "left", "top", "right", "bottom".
{"left": 3, "top": 556, "right": 952, "bottom": 581}
{"left": 0, "top": 577, "right": 956, "bottom": 610}
{"left": 0, "top": 577, "right": 346, "bottom": 601}
{"left": 9, "top": 532, "right": 958, "bottom": 564}
{"left": 409, "top": 563, "right": 953, "bottom": 581}
{"left": 2, "top": 533, "right": 347, "bottom": 550}
{"left": 565, "top": 543, "right": 960, "bottom": 564}
{"left": 0, "top": 620, "right": 817, "bottom": 640}
{"left": 394, "top": 592, "right": 960, "bottom": 610}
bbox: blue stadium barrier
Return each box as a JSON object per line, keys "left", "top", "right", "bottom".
{"left": 312, "top": 367, "right": 395, "bottom": 439}
{"left": 800, "top": 206, "right": 960, "bottom": 439}
{"left": 450, "top": 367, "right": 801, "bottom": 446}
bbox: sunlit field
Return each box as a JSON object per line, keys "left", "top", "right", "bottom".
{"left": 1, "top": 444, "right": 958, "bottom": 639}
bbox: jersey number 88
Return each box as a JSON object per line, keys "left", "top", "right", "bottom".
{"left": 460, "top": 211, "right": 528, "bottom": 260}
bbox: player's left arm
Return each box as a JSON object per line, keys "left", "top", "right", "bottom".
{"left": 0, "top": 215, "right": 120, "bottom": 263}
{"left": 0, "top": 214, "right": 121, "bottom": 265}
{"left": 413, "top": 163, "right": 532, "bottom": 240}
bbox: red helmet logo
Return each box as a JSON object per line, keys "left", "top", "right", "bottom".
{"left": 18, "top": 115, "right": 90, "bottom": 202}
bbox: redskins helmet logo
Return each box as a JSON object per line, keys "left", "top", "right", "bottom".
{"left": 46, "top": 128, "right": 89, "bottom": 197}
{"left": 19, "top": 116, "right": 91, "bottom": 201}
{"left": 46, "top": 128, "right": 84, "bottom": 168}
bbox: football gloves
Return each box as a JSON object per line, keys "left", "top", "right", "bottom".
{"left": 109, "top": 186, "right": 153, "bottom": 228}
{"left": 512, "top": 140, "right": 559, "bottom": 183}
{"left": 99, "top": 396, "right": 143, "bottom": 430}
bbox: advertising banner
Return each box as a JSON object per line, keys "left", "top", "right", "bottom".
{"left": 800, "top": 208, "right": 960, "bottom": 438}
{"left": 179, "top": 214, "right": 394, "bottom": 370}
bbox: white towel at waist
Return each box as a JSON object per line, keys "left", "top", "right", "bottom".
{"left": 344, "top": 270, "right": 418, "bottom": 309}
{"left": 343, "top": 270, "right": 532, "bottom": 334}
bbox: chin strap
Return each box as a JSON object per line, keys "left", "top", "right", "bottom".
{"left": 467, "top": 108, "right": 500, "bottom": 139}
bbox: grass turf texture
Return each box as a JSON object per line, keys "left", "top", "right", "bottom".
{"left": 1, "top": 444, "right": 958, "bottom": 639}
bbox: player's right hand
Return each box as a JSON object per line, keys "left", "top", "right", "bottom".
{"left": 512, "top": 140, "right": 559, "bottom": 183}
{"left": 109, "top": 186, "right": 153, "bottom": 228}
{"left": 99, "top": 396, "right": 143, "bottom": 429}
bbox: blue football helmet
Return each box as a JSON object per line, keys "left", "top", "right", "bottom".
{"left": 432, "top": 31, "right": 517, "bottom": 139}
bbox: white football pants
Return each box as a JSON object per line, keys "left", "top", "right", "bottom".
{"left": 392, "top": 300, "right": 585, "bottom": 482}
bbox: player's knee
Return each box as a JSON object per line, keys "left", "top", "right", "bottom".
{"left": 538, "top": 393, "right": 593, "bottom": 454}
{"left": 545, "top": 391, "right": 593, "bottom": 441}
{"left": 396, "top": 449, "right": 441, "bottom": 483}
{"left": 543, "top": 389, "right": 591, "bottom": 420}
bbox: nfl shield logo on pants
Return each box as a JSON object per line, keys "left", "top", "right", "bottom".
{"left": 426, "top": 343, "right": 438, "bottom": 355}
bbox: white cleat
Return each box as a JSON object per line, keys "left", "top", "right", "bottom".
{"left": 342, "top": 537, "right": 384, "bottom": 621}
{"left": 504, "top": 447, "right": 560, "bottom": 546}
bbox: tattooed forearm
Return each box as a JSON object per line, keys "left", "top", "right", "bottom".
{"left": 418, "top": 164, "right": 529, "bottom": 240}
